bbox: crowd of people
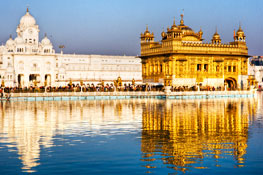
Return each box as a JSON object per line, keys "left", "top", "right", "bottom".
{"left": 0, "top": 83, "right": 152, "bottom": 94}
{"left": 0, "top": 87, "right": 11, "bottom": 100}
{"left": 0, "top": 83, "right": 245, "bottom": 101}
{"left": 0, "top": 83, "right": 231, "bottom": 94}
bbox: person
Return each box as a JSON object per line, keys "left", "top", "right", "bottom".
{"left": 0, "top": 88, "right": 3, "bottom": 99}
{"left": 5, "top": 92, "right": 11, "bottom": 101}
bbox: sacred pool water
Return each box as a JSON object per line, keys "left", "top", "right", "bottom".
{"left": 0, "top": 93, "right": 262, "bottom": 174}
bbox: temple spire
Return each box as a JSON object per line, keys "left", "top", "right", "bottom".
{"left": 198, "top": 27, "right": 203, "bottom": 39}
{"left": 180, "top": 9, "right": 184, "bottom": 25}
{"left": 199, "top": 27, "right": 203, "bottom": 33}
{"left": 180, "top": 14, "right": 184, "bottom": 25}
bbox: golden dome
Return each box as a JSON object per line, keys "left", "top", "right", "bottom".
{"left": 141, "top": 25, "right": 154, "bottom": 42}
{"left": 177, "top": 14, "right": 194, "bottom": 32}
{"left": 211, "top": 28, "right": 221, "bottom": 44}
{"left": 181, "top": 26, "right": 193, "bottom": 32}
{"left": 144, "top": 30, "right": 151, "bottom": 36}
{"left": 212, "top": 30, "right": 221, "bottom": 40}
{"left": 144, "top": 25, "right": 151, "bottom": 36}
{"left": 161, "top": 29, "right": 166, "bottom": 38}
{"left": 236, "top": 25, "right": 245, "bottom": 36}
{"left": 234, "top": 24, "right": 245, "bottom": 42}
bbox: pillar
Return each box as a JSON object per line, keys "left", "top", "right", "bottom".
{"left": 24, "top": 73, "right": 29, "bottom": 87}
{"left": 172, "top": 60, "right": 176, "bottom": 76}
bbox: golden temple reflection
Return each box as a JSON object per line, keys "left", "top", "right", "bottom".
{"left": 141, "top": 98, "right": 257, "bottom": 172}
{"left": 0, "top": 100, "right": 143, "bottom": 172}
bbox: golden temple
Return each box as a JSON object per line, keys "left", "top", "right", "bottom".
{"left": 140, "top": 14, "right": 250, "bottom": 90}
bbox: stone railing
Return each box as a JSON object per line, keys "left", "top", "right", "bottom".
{"left": 9, "top": 90, "right": 254, "bottom": 98}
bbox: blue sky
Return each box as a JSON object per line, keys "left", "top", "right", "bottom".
{"left": 0, "top": 0, "right": 262, "bottom": 56}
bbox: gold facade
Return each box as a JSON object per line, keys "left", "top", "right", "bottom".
{"left": 141, "top": 98, "right": 257, "bottom": 172}
{"left": 140, "top": 14, "right": 249, "bottom": 89}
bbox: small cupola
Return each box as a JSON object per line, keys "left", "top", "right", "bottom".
{"left": 234, "top": 24, "right": 246, "bottom": 42}
{"left": 140, "top": 25, "right": 154, "bottom": 43}
{"left": 211, "top": 28, "right": 221, "bottom": 44}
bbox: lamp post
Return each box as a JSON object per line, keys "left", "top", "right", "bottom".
{"left": 59, "top": 45, "right": 65, "bottom": 55}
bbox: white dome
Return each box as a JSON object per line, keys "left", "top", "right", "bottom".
{"left": 6, "top": 38, "right": 15, "bottom": 46}
{"left": 41, "top": 36, "right": 51, "bottom": 45}
{"left": 0, "top": 45, "right": 5, "bottom": 52}
{"left": 20, "top": 11, "right": 36, "bottom": 28}
{"left": 15, "top": 36, "right": 23, "bottom": 44}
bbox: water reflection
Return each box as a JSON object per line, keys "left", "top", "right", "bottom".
{"left": 141, "top": 98, "right": 257, "bottom": 173}
{"left": 0, "top": 96, "right": 259, "bottom": 174}
{"left": 0, "top": 100, "right": 143, "bottom": 173}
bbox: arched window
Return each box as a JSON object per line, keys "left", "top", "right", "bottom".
{"left": 197, "top": 64, "right": 201, "bottom": 71}
{"left": 216, "top": 65, "right": 219, "bottom": 72}
{"left": 32, "top": 63, "right": 38, "bottom": 71}
{"left": 19, "top": 61, "right": 24, "bottom": 71}
{"left": 204, "top": 64, "right": 208, "bottom": 71}
{"left": 46, "top": 62, "right": 51, "bottom": 71}
{"left": 233, "top": 66, "right": 236, "bottom": 72}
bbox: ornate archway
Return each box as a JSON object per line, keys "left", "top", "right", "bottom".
{"left": 29, "top": 74, "right": 40, "bottom": 86}
{"left": 18, "top": 74, "right": 24, "bottom": 87}
{"left": 224, "top": 77, "right": 237, "bottom": 90}
{"left": 45, "top": 74, "right": 51, "bottom": 86}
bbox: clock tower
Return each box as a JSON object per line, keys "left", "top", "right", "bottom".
{"left": 16, "top": 8, "right": 40, "bottom": 47}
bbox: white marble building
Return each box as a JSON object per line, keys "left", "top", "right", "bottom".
{"left": 0, "top": 9, "right": 142, "bottom": 87}
{"left": 248, "top": 56, "right": 263, "bottom": 88}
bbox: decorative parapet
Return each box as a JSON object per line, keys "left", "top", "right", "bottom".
{"left": 181, "top": 42, "right": 239, "bottom": 48}
{"left": 141, "top": 41, "right": 248, "bottom": 56}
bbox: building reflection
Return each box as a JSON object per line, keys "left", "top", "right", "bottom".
{"left": 0, "top": 99, "right": 143, "bottom": 173}
{"left": 0, "top": 96, "right": 259, "bottom": 173}
{"left": 141, "top": 98, "right": 257, "bottom": 173}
